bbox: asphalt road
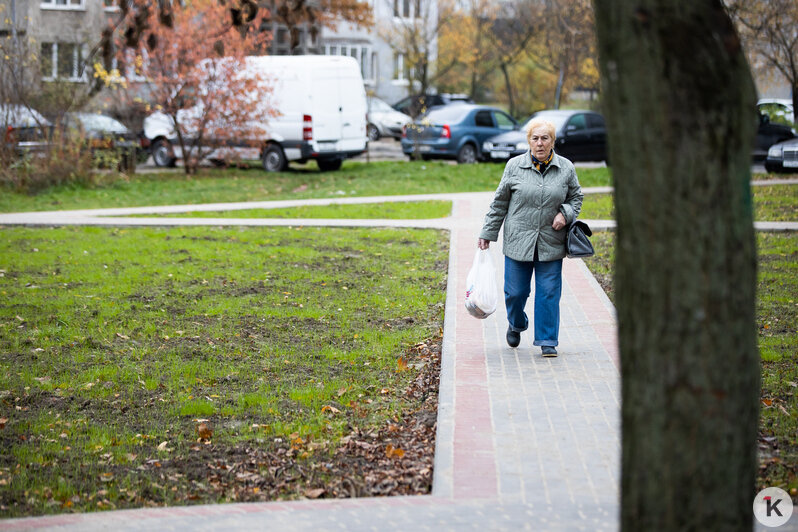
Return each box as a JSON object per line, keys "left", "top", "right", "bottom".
{"left": 135, "top": 138, "right": 769, "bottom": 172}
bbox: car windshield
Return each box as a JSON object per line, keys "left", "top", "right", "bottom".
{"left": 72, "top": 113, "right": 129, "bottom": 134}
{"left": 369, "top": 98, "right": 394, "bottom": 112}
{"left": 423, "top": 106, "right": 472, "bottom": 124}
{"left": 524, "top": 111, "right": 571, "bottom": 132}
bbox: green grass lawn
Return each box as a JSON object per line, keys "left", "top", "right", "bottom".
{"left": 136, "top": 200, "right": 452, "bottom": 220}
{"left": 0, "top": 225, "right": 448, "bottom": 516}
{"left": 585, "top": 230, "right": 798, "bottom": 496}
{"left": 0, "top": 161, "right": 613, "bottom": 214}
{"left": 1, "top": 162, "right": 795, "bottom": 514}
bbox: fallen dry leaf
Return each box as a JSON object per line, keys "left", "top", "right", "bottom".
{"left": 321, "top": 405, "right": 340, "bottom": 414}
{"left": 197, "top": 423, "right": 213, "bottom": 441}
{"left": 385, "top": 444, "right": 405, "bottom": 459}
{"left": 396, "top": 357, "right": 409, "bottom": 372}
{"left": 157, "top": 441, "right": 170, "bottom": 451}
{"left": 0, "top": 417, "right": 7, "bottom": 429}
{"left": 305, "top": 487, "right": 325, "bottom": 499}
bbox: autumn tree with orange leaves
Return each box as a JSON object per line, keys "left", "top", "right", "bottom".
{"left": 101, "top": 0, "right": 273, "bottom": 174}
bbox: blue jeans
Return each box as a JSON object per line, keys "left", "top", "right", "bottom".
{"left": 504, "top": 256, "right": 563, "bottom": 347}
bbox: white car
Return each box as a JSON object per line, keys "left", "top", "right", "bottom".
{"left": 757, "top": 98, "right": 795, "bottom": 125}
{"left": 367, "top": 96, "right": 411, "bottom": 141}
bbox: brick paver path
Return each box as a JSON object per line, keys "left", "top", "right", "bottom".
{"left": 1, "top": 192, "right": 620, "bottom": 531}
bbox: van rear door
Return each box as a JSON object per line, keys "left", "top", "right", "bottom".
{"left": 310, "top": 59, "right": 366, "bottom": 146}
{"left": 310, "top": 64, "right": 342, "bottom": 142}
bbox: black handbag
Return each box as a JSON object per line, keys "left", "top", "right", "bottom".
{"left": 566, "top": 220, "right": 594, "bottom": 258}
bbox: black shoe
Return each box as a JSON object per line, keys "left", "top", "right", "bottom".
{"left": 506, "top": 328, "right": 520, "bottom": 348}
{"left": 541, "top": 346, "right": 557, "bottom": 357}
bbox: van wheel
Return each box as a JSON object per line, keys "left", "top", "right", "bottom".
{"left": 318, "top": 159, "right": 342, "bottom": 171}
{"left": 367, "top": 124, "right": 380, "bottom": 142}
{"left": 457, "top": 144, "right": 477, "bottom": 164}
{"left": 262, "top": 144, "right": 287, "bottom": 172}
{"left": 152, "top": 139, "right": 177, "bottom": 167}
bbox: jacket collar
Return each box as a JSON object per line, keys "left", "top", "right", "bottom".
{"left": 518, "top": 151, "right": 564, "bottom": 171}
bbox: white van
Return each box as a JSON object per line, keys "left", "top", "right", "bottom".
{"left": 143, "top": 55, "right": 368, "bottom": 171}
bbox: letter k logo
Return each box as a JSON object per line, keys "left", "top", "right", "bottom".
{"left": 755, "top": 488, "right": 792, "bottom": 527}
{"left": 764, "top": 496, "right": 783, "bottom": 517}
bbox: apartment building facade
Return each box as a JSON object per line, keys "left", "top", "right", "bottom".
{"left": 1, "top": 0, "right": 115, "bottom": 82}
{"left": 319, "top": 0, "right": 437, "bottom": 105}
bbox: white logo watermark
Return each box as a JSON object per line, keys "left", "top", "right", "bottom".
{"left": 753, "top": 487, "right": 794, "bottom": 528}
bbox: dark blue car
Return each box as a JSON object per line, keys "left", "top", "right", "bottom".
{"left": 400, "top": 104, "right": 517, "bottom": 163}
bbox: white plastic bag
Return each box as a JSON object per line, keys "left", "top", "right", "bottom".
{"left": 464, "top": 249, "right": 498, "bottom": 319}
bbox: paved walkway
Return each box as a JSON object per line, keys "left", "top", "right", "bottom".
{"left": 0, "top": 190, "right": 795, "bottom": 531}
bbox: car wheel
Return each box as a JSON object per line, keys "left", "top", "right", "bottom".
{"left": 317, "top": 158, "right": 343, "bottom": 172}
{"left": 152, "top": 139, "right": 177, "bottom": 167}
{"left": 262, "top": 144, "right": 287, "bottom": 172}
{"left": 457, "top": 144, "right": 477, "bottom": 164}
{"left": 367, "top": 124, "right": 380, "bottom": 142}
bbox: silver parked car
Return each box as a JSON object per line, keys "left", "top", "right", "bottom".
{"left": 367, "top": 96, "right": 411, "bottom": 141}
{"left": 1, "top": 104, "right": 52, "bottom": 156}
{"left": 765, "top": 137, "right": 798, "bottom": 173}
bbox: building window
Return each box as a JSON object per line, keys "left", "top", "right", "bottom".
{"left": 40, "top": 0, "right": 85, "bottom": 10}
{"left": 40, "top": 42, "right": 85, "bottom": 81}
{"left": 393, "top": 53, "right": 405, "bottom": 81}
{"left": 103, "top": 0, "right": 120, "bottom": 10}
{"left": 395, "top": 0, "right": 422, "bottom": 18}
{"left": 361, "top": 47, "right": 369, "bottom": 79}
{"left": 277, "top": 28, "right": 288, "bottom": 46}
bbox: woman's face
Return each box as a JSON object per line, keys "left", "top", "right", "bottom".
{"left": 528, "top": 126, "right": 554, "bottom": 161}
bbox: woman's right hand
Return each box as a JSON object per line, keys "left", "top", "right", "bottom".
{"left": 478, "top": 238, "right": 490, "bottom": 250}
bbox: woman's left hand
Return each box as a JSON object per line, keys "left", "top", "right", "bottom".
{"left": 552, "top": 212, "right": 567, "bottom": 231}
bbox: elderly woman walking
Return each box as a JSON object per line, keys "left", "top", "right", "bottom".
{"left": 478, "top": 117, "right": 584, "bottom": 356}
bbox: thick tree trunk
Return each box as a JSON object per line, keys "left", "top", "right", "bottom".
{"left": 592, "top": 1, "right": 760, "bottom": 530}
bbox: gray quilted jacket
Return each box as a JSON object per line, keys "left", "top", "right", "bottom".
{"left": 479, "top": 151, "right": 584, "bottom": 262}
